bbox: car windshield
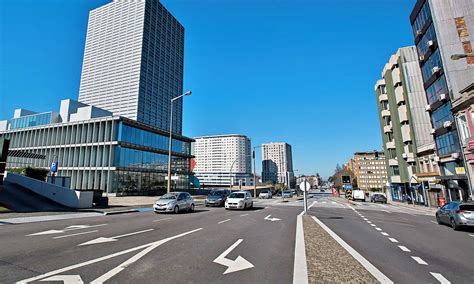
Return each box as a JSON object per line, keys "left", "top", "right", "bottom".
{"left": 229, "top": 193, "right": 245, "bottom": 198}
{"left": 261, "top": 191, "right": 268, "bottom": 193}
{"left": 210, "top": 191, "right": 224, "bottom": 196}
{"left": 160, "top": 193, "right": 177, "bottom": 200}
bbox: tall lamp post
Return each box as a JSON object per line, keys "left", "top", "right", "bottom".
{"left": 229, "top": 154, "right": 251, "bottom": 191}
{"left": 167, "top": 91, "right": 192, "bottom": 194}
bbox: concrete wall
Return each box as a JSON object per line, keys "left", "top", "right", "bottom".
{"left": 4, "top": 172, "right": 93, "bottom": 208}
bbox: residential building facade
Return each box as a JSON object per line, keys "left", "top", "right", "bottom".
{"left": 410, "top": 0, "right": 474, "bottom": 201}
{"left": 261, "top": 142, "right": 294, "bottom": 188}
{"left": 352, "top": 151, "right": 388, "bottom": 191}
{"left": 78, "top": 0, "right": 185, "bottom": 134}
{"left": 192, "top": 135, "right": 253, "bottom": 187}
{"left": 375, "top": 46, "right": 440, "bottom": 205}
{"left": 0, "top": 100, "right": 193, "bottom": 195}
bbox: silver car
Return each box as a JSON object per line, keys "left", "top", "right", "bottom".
{"left": 154, "top": 192, "right": 195, "bottom": 214}
{"left": 436, "top": 202, "right": 474, "bottom": 230}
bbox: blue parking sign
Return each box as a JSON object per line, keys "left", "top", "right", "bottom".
{"left": 50, "top": 161, "right": 58, "bottom": 173}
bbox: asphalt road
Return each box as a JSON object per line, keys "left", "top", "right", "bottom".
{"left": 0, "top": 198, "right": 303, "bottom": 283}
{"left": 310, "top": 200, "right": 474, "bottom": 284}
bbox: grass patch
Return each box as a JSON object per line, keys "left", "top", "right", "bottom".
{"left": 0, "top": 206, "right": 11, "bottom": 213}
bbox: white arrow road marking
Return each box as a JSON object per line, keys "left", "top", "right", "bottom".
{"left": 213, "top": 239, "right": 254, "bottom": 274}
{"left": 53, "top": 230, "right": 98, "bottom": 239}
{"left": 264, "top": 215, "right": 281, "bottom": 222}
{"left": 40, "top": 275, "right": 84, "bottom": 283}
{"left": 78, "top": 229, "right": 154, "bottom": 246}
{"left": 17, "top": 228, "right": 203, "bottom": 284}
{"left": 430, "top": 272, "right": 451, "bottom": 284}
{"left": 28, "top": 224, "right": 107, "bottom": 236}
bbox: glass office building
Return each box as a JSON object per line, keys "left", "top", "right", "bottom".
{"left": 0, "top": 114, "right": 193, "bottom": 195}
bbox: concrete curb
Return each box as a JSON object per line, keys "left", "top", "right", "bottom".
{"left": 103, "top": 209, "right": 140, "bottom": 215}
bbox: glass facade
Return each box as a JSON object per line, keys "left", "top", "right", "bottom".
{"left": 426, "top": 75, "right": 448, "bottom": 104}
{"left": 421, "top": 49, "right": 442, "bottom": 82}
{"left": 10, "top": 112, "right": 52, "bottom": 130}
{"left": 435, "top": 131, "right": 460, "bottom": 156}
{"left": 416, "top": 24, "right": 436, "bottom": 57}
{"left": 412, "top": 1, "right": 431, "bottom": 36}
{"left": 431, "top": 103, "right": 453, "bottom": 129}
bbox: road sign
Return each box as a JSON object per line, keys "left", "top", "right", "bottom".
{"left": 455, "top": 167, "right": 466, "bottom": 175}
{"left": 50, "top": 161, "right": 58, "bottom": 173}
{"left": 299, "top": 181, "right": 311, "bottom": 192}
{"left": 343, "top": 184, "right": 353, "bottom": 190}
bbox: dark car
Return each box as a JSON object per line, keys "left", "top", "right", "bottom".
{"left": 436, "top": 202, "right": 474, "bottom": 230}
{"left": 370, "top": 193, "right": 387, "bottom": 204}
{"left": 205, "top": 189, "right": 231, "bottom": 207}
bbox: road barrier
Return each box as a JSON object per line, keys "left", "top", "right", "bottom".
{"left": 345, "top": 190, "right": 352, "bottom": 200}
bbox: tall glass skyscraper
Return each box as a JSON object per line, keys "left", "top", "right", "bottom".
{"left": 78, "top": 0, "right": 185, "bottom": 134}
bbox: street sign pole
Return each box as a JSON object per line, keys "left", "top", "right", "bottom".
{"left": 304, "top": 179, "right": 308, "bottom": 214}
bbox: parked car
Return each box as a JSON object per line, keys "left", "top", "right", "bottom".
{"left": 259, "top": 190, "right": 272, "bottom": 199}
{"left": 352, "top": 190, "right": 365, "bottom": 201}
{"left": 225, "top": 191, "right": 253, "bottom": 210}
{"left": 282, "top": 190, "right": 293, "bottom": 198}
{"left": 154, "top": 192, "right": 194, "bottom": 214}
{"left": 436, "top": 201, "right": 474, "bottom": 230}
{"left": 205, "top": 189, "right": 231, "bottom": 207}
{"left": 370, "top": 193, "right": 387, "bottom": 204}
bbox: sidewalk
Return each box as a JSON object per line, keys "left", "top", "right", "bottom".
{"left": 387, "top": 201, "right": 437, "bottom": 214}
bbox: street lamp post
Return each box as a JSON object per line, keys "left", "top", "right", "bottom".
{"left": 229, "top": 154, "right": 251, "bottom": 191}
{"left": 450, "top": 53, "right": 474, "bottom": 60}
{"left": 167, "top": 91, "right": 192, "bottom": 194}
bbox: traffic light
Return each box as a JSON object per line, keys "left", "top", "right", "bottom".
{"left": 342, "top": 175, "right": 351, "bottom": 184}
{"left": 374, "top": 150, "right": 379, "bottom": 159}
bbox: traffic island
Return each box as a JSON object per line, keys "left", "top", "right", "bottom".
{"left": 303, "top": 215, "right": 378, "bottom": 283}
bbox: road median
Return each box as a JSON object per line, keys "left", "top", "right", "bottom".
{"left": 303, "top": 215, "right": 381, "bottom": 283}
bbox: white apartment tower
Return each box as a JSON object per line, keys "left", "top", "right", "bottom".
{"left": 78, "top": 0, "right": 185, "bottom": 134}
{"left": 192, "top": 135, "right": 253, "bottom": 187}
{"left": 262, "top": 142, "right": 294, "bottom": 188}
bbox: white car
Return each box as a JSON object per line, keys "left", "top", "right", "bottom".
{"left": 259, "top": 190, "right": 272, "bottom": 199}
{"left": 352, "top": 190, "right": 365, "bottom": 202}
{"left": 225, "top": 191, "right": 253, "bottom": 210}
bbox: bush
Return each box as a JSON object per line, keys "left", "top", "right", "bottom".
{"left": 8, "top": 167, "right": 49, "bottom": 181}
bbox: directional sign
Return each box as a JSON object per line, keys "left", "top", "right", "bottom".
{"left": 264, "top": 214, "right": 281, "bottom": 222}
{"left": 50, "top": 161, "right": 58, "bottom": 173}
{"left": 28, "top": 224, "right": 107, "bottom": 236}
{"left": 213, "top": 239, "right": 254, "bottom": 274}
{"left": 79, "top": 229, "right": 154, "bottom": 246}
{"left": 299, "top": 181, "right": 311, "bottom": 192}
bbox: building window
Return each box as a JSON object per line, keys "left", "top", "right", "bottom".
{"left": 425, "top": 75, "right": 448, "bottom": 105}
{"left": 435, "top": 131, "right": 460, "bottom": 156}
{"left": 457, "top": 114, "right": 470, "bottom": 144}
{"left": 431, "top": 103, "right": 453, "bottom": 129}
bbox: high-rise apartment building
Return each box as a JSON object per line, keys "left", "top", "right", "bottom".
{"left": 375, "top": 46, "right": 440, "bottom": 204}
{"left": 410, "top": 0, "right": 474, "bottom": 201}
{"left": 78, "top": 0, "right": 185, "bottom": 134}
{"left": 352, "top": 151, "right": 388, "bottom": 191}
{"left": 192, "top": 135, "right": 253, "bottom": 187}
{"left": 261, "top": 142, "right": 294, "bottom": 188}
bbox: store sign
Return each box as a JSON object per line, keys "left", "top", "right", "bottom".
{"left": 455, "top": 167, "right": 466, "bottom": 175}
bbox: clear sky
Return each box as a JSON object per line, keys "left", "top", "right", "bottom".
{"left": 0, "top": 0, "right": 417, "bottom": 178}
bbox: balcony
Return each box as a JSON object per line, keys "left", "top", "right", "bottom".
{"left": 392, "top": 68, "right": 401, "bottom": 86}
{"left": 381, "top": 109, "right": 391, "bottom": 117}
{"left": 401, "top": 124, "right": 412, "bottom": 143}
{"left": 386, "top": 141, "right": 396, "bottom": 149}
{"left": 379, "top": 94, "right": 388, "bottom": 103}
{"left": 391, "top": 175, "right": 401, "bottom": 183}
{"left": 402, "top": 152, "right": 415, "bottom": 163}
{"left": 388, "top": 159, "right": 398, "bottom": 166}
{"left": 398, "top": 104, "right": 408, "bottom": 123}
{"left": 384, "top": 125, "right": 392, "bottom": 133}
{"left": 395, "top": 86, "right": 404, "bottom": 105}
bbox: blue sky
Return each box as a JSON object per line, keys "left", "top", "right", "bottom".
{"left": 0, "top": 0, "right": 417, "bottom": 178}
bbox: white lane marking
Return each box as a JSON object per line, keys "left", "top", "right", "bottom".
{"left": 360, "top": 216, "right": 365, "bottom": 218}
{"left": 332, "top": 201, "right": 337, "bottom": 204}
{"left": 411, "top": 256, "right": 428, "bottom": 265}
{"left": 28, "top": 224, "right": 107, "bottom": 236}
{"left": 430, "top": 221, "right": 438, "bottom": 224}
{"left": 388, "top": 238, "right": 399, "bottom": 243}
{"left": 79, "top": 229, "right": 154, "bottom": 246}
{"left": 370, "top": 224, "right": 376, "bottom": 227}
{"left": 240, "top": 214, "right": 249, "bottom": 217}
{"left": 264, "top": 215, "right": 281, "bottom": 222}
{"left": 311, "top": 216, "right": 393, "bottom": 284}
{"left": 430, "top": 272, "right": 451, "bottom": 284}
{"left": 363, "top": 218, "right": 368, "bottom": 221}
{"left": 367, "top": 221, "right": 372, "bottom": 224}
{"left": 213, "top": 239, "right": 254, "bottom": 274}
{"left": 40, "top": 275, "right": 84, "bottom": 283}
{"left": 53, "top": 230, "right": 98, "bottom": 239}
{"left": 153, "top": 218, "right": 172, "bottom": 222}
{"left": 218, "top": 219, "right": 231, "bottom": 224}
{"left": 293, "top": 214, "right": 308, "bottom": 284}
{"left": 18, "top": 228, "right": 203, "bottom": 284}
{"left": 381, "top": 232, "right": 389, "bottom": 236}
{"left": 398, "top": 245, "right": 411, "bottom": 252}
{"left": 321, "top": 201, "right": 327, "bottom": 204}
{"left": 469, "top": 234, "right": 474, "bottom": 237}
{"left": 375, "top": 228, "right": 382, "bottom": 231}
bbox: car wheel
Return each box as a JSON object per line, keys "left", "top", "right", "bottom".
{"left": 190, "top": 204, "right": 195, "bottom": 213}
{"left": 174, "top": 206, "right": 179, "bottom": 214}
{"left": 205, "top": 204, "right": 209, "bottom": 207}
{"left": 436, "top": 214, "right": 442, "bottom": 225}
{"left": 450, "top": 218, "right": 459, "bottom": 230}
{"left": 243, "top": 203, "right": 247, "bottom": 209}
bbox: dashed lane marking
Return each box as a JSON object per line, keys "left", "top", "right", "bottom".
{"left": 153, "top": 218, "right": 172, "bottom": 222}
{"left": 370, "top": 224, "right": 376, "bottom": 227}
{"left": 430, "top": 272, "right": 451, "bottom": 284}
{"left": 240, "top": 214, "right": 249, "bottom": 217}
{"left": 375, "top": 228, "right": 382, "bottom": 231}
{"left": 411, "top": 256, "right": 428, "bottom": 265}
{"left": 398, "top": 246, "right": 411, "bottom": 252}
{"left": 218, "top": 219, "right": 231, "bottom": 224}
{"left": 388, "top": 238, "right": 399, "bottom": 243}
{"left": 381, "top": 232, "right": 389, "bottom": 236}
